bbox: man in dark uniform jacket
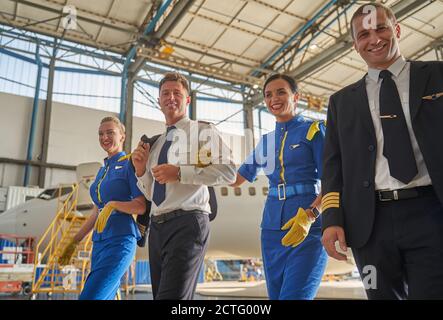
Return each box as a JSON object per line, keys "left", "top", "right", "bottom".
{"left": 321, "top": 3, "right": 443, "bottom": 299}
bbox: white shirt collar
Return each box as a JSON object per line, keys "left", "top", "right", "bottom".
{"left": 367, "top": 56, "right": 407, "bottom": 82}
{"left": 165, "top": 115, "right": 190, "bottom": 131}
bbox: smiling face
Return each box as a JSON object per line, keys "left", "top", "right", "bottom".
{"left": 98, "top": 121, "right": 125, "bottom": 157}
{"left": 158, "top": 80, "right": 190, "bottom": 125}
{"left": 264, "top": 78, "right": 299, "bottom": 123}
{"left": 352, "top": 8, "right": 401, "bottom": 70}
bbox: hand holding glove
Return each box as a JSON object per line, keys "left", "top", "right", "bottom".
{"left": 58, "top": 239, "right": 79, "bottom": 265}
{"left": 94, "top": 204, "right": 114, "bottom": 233}
{"left": 281, "top": 207, "right": 315, "bottom": 247}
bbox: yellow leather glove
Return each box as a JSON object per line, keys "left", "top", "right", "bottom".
{"left": 94, "top": 204, "right": 114, "bottom": 233}
{"left": 281, "top": 207, "right": 314, "bottom": 247}
{"left": 58, "top": 239, "right": 78, "bottom": 266}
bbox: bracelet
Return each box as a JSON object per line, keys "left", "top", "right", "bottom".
{"left": 177, "top": 166, "right": 181, "bottom": 182}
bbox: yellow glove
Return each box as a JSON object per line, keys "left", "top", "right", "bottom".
{"left": 58, "top": 239, "right": 78, "bottom": 266}
{"left": 281, "top": 207, "right": 314, "bottom": 247}
{"left": 94, "top": 204, "right": 114, "bottom": 233}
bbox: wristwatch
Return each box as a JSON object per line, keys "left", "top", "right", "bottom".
{"left": 310, "top": 207, "right": 321, "bottom": 219}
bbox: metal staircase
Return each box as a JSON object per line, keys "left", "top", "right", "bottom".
{"left": 31, "top": 184, "right": 93, "bottom": 297}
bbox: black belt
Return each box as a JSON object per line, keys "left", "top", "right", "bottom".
{"left": 151, "top": 209, "right": 206, "bottom": 224}
{"left": 376, "top": 185, "right": 434, "bottom": 202}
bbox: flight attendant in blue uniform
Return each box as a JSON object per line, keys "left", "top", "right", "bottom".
{"left": 60, "top": 116, "right": 146, "bottom": 300}
{"left": 232, "top": 74, "right": 327, "bottom": 300}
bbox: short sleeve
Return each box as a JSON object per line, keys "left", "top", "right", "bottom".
{"left": 238, "top": 135, "right": 266, "bottom": 182}
{"left": 126, "top": 162, "right": 144, "bottom": 199}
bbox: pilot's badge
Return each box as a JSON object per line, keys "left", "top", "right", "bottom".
{"left": 422, "top": 92, "right": 443, "bottom": 101}
{"left": 196, "top": 148, "right": 212, "bottom": 168}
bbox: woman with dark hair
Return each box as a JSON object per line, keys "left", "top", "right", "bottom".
{"left": 232, "top": 74, "right": 327, "bottom": 299}
{"left": 60, "top": 116, "right": 146, "bottom": 300}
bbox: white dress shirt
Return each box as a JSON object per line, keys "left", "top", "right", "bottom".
{"left": 365, "top": 56, "right": 432, "bottom": 191}
{"left": 136, "top": 116, "right": 236, "bottom": 216}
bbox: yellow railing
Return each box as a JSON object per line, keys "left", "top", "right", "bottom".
{"left": 31, "top": 183, "right": 93, "bottom": 295}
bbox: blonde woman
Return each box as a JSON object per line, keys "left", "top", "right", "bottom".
{"left": 61, "top": 116, "right": 146, "bottom": 300}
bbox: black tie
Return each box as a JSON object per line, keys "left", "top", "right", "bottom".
{"left": 152, "top": 126, "right": 176, "bottom": 206}
{"left": 379, "top": 70, "right": 418, "bottom": 184}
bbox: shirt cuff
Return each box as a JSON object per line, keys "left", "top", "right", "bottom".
{"left": 179, "top": 165, "right": 195, "bottom": 184}
{"left": 136, "top": 171, "right": 150, "bottom": 199}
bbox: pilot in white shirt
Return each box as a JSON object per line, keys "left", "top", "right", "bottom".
{"left": 131, "top": 72, "right": 235, "bottom": 300}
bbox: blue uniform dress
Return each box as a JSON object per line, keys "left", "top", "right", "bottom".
{"left": 238, "top": 115, "right": 328, "bottom": 300}
{"left": 79, "top": 151, "right": 142, "bottom": 300}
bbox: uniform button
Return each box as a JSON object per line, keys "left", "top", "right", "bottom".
{"left": 368, "top": 145, "right": 375, "bottom": 152}
{"left": 363, "top": 180, "right": 370, "bottom": 188}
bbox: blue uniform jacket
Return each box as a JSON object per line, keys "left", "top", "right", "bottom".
{"left": 239, "top": 116, "right": 325, "bottom": 230}
{"left": 90, "top": 151, "right": 143, "bottom": 241}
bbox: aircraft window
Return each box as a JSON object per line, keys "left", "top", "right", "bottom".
{"left": 248, "top": 187, "right": 256, "bottom": 196}
{"left": 38, "top": 189, "right": 56, "bottom": 200}
{"left": 37, "top": 187, "right": 73, "bottom": 200}
{"left": 234, "top": 187, "right": 241, "bottom": 196}
{"left": 221, "top": 187, "right": 228, "bottom": 196}
{"left": 263, "top": 187, "right": 269, "bottom": 196}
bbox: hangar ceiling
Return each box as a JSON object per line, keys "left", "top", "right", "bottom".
{"left": 1, "top": 0, "right": 443, "bottom": 108}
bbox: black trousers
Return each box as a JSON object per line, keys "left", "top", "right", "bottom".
{"left": 148, "top": 210, "right": 210, "bottom": 300}
{"left": 352, "top": 187, "right": 443, "bottom": 299}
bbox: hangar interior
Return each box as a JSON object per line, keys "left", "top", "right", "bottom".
{"left": 0, "top": 0, "right": 442, "bottom": 299}
{"left": 1, "top": 0, "right": 442, "bottom": 189}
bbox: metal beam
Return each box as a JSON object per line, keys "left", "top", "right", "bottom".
{"left": 120, "top": 0, "right": 173, "bottom": 123}
{"left": 2, "top": 25, "right": 248, "bottom": 95}
{"left": 129, "top": 0, "right": 196, "bottom": 76}
{"left": 190, "top": 90, "right": 197, "bottom": 120}
{"left": 123, "top": 76, "right": 134, "bottom": 154}
{"left": 24, "top": 42, "right": 43, "bottom": 186}
{"left": 137, "top": 46, "right": 262, "bottom": 87}
{"left": 0, "top": 158, "right": 76, "bottom": 171}
{"left": 156, "top": 0, "right": 195, "bottom": 39}
{"left": 290, "top": 34, "right": 352, "bottom": 80}
{"left": 248, "top": 0, "right": 308, "bottom": 22}
{"left": 288, "top": 0, "right": 433, "bottom": 80}
{"left": 1, "top": 27, "right": 246, "bottom": 100}
{"left": 9, "top": 0, "right": 137, "bottom": 34}
{"left": 0, "top": 25, "right": 124, "bottom": 64}
{"left": 243, "top": 102, "right": 254, "bottom": 131}
{"left": 136, "top": 68, "right": 243, "bottom": 94}
{"left": 242, "top": 92, "right": 255, "bottom": 152}
{"left": 0, "top": 16, "right": 128, "bottom": 54}
{"left": 253, "top": 0, "right": 339, "bottom": 76}
{"left": 410, "top": 38, "right": 443, "bottom": 60}
{"left": 164, "top": 40, "right": 274, "bottom": 76}
{"left": 38, "top": 39, "right": 57, "bottom": 188}
{"left": 187, "top": 11, "right": 282, "bottom": 45}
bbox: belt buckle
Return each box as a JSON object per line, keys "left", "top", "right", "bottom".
{"left": 153, "top": 215, "right": 165, "bottom": 224}
{"left": 278, "top": 183, "right": 286, "bottom": 200}
{"left": 378, "top": 190, "right": 391, "bottom": 202}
